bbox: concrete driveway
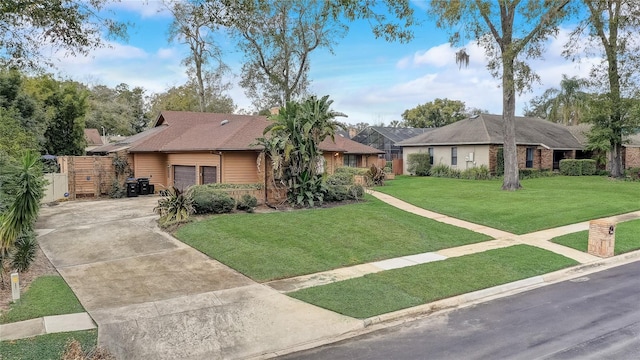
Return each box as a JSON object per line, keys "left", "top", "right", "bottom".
{"left": 36, "top": 197, "right": 361, "bottom": 359}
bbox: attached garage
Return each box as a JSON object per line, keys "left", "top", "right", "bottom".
{"left": 173, "top": 165, "right": 196, "bottom": 190}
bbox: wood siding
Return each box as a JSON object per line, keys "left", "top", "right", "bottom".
{"left": 132, "top": 153, "right": 167, "bottom": 190}
{"left": 222, "top": 151, "right": 260, "bottom": 183}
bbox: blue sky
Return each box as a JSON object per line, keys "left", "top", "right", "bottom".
{"left": 50, "top": 1, "right": 597, "bottom": 125}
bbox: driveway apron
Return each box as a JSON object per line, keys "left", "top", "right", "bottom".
{"left": 36, "top": 198, "right": 361, "bottom": 359}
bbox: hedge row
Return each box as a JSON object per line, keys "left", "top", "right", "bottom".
{"left": 559, "top": 159, "right": 597, "bottom": 176}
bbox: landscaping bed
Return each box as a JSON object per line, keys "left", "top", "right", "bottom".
{"left": 288, "top": 245, "right": 578, "bottom": 319}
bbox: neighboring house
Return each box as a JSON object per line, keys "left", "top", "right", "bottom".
{"left": 88, "top": 111, "right": 382, "bottom": 191}
{"left": 624, "top": 133, "right": 640, "bottom": 169}
{"left": 351, "top": 127, "right": 432, "bottom": 161}
{"left": 567, "top": 123, "right": 640, "bottom": 170}
{"left": 84, "top": 128, "right": 104, "bottom": 153}
{"left": 398, "top": 114, "right": 588, "bottom": 175}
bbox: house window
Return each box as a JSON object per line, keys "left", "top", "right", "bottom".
{"left": 428, "top": 147, "right": 434, "bottom": 165}
{"left": 451, "top": 147, "right": 457, "bottom": 166}
{"left": 526, "top": 148, "right": 534, "bottom": 168}
{"left": 344, "top": 154, "right": 358, "bottom": 167}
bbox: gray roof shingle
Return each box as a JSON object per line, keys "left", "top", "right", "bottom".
{"left": 398, "top": 114, "right": 584, "bottom": 150}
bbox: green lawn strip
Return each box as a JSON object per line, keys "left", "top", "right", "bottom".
{"left": 0, "top": 330, "right": 97, "bottom": 360}
{"left": 376, "top": 176, "right": 640, "bottom": 234}
{"left": 175, "top": 196, "right": 490, "bottom": 282}
{"left": 288, "top": 245, "right": 578, "bottom": 319}
{"left": 551, "top": 219, "right": 640, "bottom": 255}
{"left": 1, "top": 275, "right": 84, "bottom": 324}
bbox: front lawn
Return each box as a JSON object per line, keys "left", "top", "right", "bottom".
{"left": 376, "top": 176, "right": 640, "bottom": 234}
{"left": 175, "top": 196, "right": 491, "bottom": 282}
{"left": 289, "top": 245, "right": 577, "bottom": 319}
{"left": 551, "top": 219, "right": 640, "bottom": 255}
{"left": 0, "top": 330, "right": 97, "bottom": 360}
{"left": 1, "top": 276, "right": 84, "bottom": 324}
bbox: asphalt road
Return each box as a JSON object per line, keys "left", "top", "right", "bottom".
{"left": 281, "top": 261, "right": 640, "bottom": 360}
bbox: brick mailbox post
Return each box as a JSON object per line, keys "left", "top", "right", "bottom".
{"left": 588, "top": 219, "right": 616, "bottom": 257}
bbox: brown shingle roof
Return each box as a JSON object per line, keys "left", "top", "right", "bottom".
{"left": 327, "top": 135, "right": 384, "bottom": 154}
{"left": 95, "top": 111, "right": 379, "bottom": 155}
{"left": 131, "top": 111, "right": 271, "bottom": 152}
{"left": 84, "top": 129, "right": 103, "bottom": 146}
{"left": 398, "top": 114, "right": 584, "bottom": 150}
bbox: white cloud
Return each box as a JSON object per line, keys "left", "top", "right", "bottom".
{"left": 156, "top": 47, "right": 178, "bottom": 59}
{"left": 107, "top": 1, "right": 169, "bottom": 18}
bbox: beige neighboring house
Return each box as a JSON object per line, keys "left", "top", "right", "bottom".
{"left": 84, "top": 128, "right": 104, "bottom": 153}
{"left": 398, "top": 114, "right": 588, "bottom": 175}
{"left": 88, "top": 111, "right": 383, "bottom": 192}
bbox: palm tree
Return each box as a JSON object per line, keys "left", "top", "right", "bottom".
{"left": 527, "top": 75, "right": 590, "bottom": 125}
{"left": 259, "top": 95, "right": 345, "bottom": 207}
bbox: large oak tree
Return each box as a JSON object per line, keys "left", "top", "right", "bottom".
{"left": 428, "top": 1, "right": 572, "bottom": 190}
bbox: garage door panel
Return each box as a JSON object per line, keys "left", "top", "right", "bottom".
{"left": 174, "top": 166, "right": 195, "bottom": 190}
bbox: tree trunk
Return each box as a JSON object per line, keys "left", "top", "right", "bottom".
{"left": 610, "top": 143, "right": 622, "bottom": 177}
{"left": 501, "top": 57, "right": 521, "bottom": 190}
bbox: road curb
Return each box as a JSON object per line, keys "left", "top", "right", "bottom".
{"left": 255, "top": 248, "right": 640, "bottom": 359}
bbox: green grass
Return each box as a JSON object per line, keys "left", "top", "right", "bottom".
{"left": 376, "top": 176, "right": 640, "bottom": 234}
{"left": 1, "top": 276, "right": 84, "bottom": 324}
{"left": 0, "top": 330, "right": 97, "bottom": 360}
{"left": 551, "top": 219, "right": 640, "bottom": 255}
{"left": 175, "top": 196, "right": 491, "bottom": 282}
{"left": 289, "top": 245, "right": 578, "bottom": 319}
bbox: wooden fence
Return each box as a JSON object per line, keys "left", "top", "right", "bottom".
{"left": 58, "top": 156, "right": 115, "bottom": 199}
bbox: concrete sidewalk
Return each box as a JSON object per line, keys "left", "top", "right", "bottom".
{"left": 0, "top": 312, "right": 95, "bottom": 341}
{"left": 267, "top": 191, "right": 640, "bottom": 293}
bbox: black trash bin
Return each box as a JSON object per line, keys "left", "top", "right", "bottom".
{"left": 126, "top": 178, "right": 138, "bottom": 197}
{"left": 148, "top": 184, "right": 155, "bottom": 195}
{"left": 137, "top": 178, "right": 150, "bottom": 195}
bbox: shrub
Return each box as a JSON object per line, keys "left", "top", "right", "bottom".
{"left": 366, "top": 164, "right": 385, "bottom": 186}
{"left": 192, "top": 185, "right": 236, "bottom": 214}
{"left": 461, "top": 165, "right": 492, "bottom": 180}
{"left": 236, "top": 194, "right": 258, "bottom": 213}
{"left": 109, "top": 178, "right": 125, "bottom": 198}
{"left": 559, "top": 159, "right": 597, "bottom": 176}
{"left": 326, "top": 171, "right": 354, "bottom": 186}
{"left": 325, "top": 183, "right": 364, "bottom": 202}
{"left": 407, "top": 153, "right": 431, "bottom": 176}
{"left": 559, "top": 159, "right": 581, "bottom": 176}
{"left": 9, "top": 230, "right": 37, "bottom": 272}
{"left": 334, "top": 167, "right": 368, "bottom": 176}
{"left": 519, "top": 168, "right": 554, "bottom": 179}
{"left": 496, "top": 147, "right": 504, "bottom": 176}
{"left": 581, "top": 159, "right": 597, "bottom": 175}
{"left": 624, "top": 167, "right": 640, "bottom": 181}
{"left": 154, "top": 187, "right": 194, "bottom": 226}
{"left": 429, "top": 164, "right": 450, "bottom": 177}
